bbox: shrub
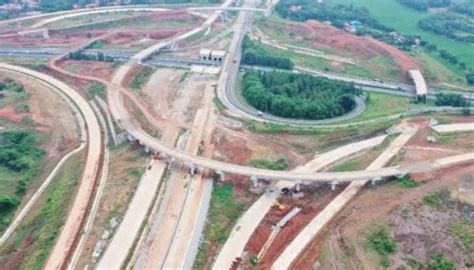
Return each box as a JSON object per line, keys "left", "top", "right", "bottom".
{"left": 428, "top": 255, "right": 455, "bottom": 270}
{"left": 423, "top": 192, "right": 443, "bottom": 207}
{"left": 366, "top": 226, "right": 397, "bottom": 267}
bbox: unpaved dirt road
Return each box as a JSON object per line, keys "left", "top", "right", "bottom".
{"left": 272, "top": 125, "right": 418, "bottom": 269}
{"left": 212, "top": 135, "right": 387, "bottom": 270}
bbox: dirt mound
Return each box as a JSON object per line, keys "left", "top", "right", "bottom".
{"left": 302, "top": 20, "right": 421, "bottom": 81}
{"left": 57, "top": 60, "right": 115, "bottom": 81}
{"left": 391, "top": 203, "right": 473, "bottom": 268}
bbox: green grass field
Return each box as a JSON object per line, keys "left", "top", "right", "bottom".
{"left": 350, "top": 92, "right": 431, "bottom": 122}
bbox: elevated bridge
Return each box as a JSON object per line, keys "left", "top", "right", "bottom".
{"left": 409, "top": 69, "right": 428, "bottom": 100}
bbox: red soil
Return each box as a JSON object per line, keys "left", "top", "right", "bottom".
{"left": 243, "top": 185, "right": 347, "bottom": 269}
{"left": 0, "top": 105, "right": 24, "bottom": 122}
{"left": 301, "top": 20, "right": 421, "bottom": 81}
{"left": 57, "top": 59, "right": 115, "bottom": 81}
{"left": 0, "top": 31, "right": 104, "bottom": 47}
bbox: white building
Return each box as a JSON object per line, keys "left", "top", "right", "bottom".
{"left": 199, "top": 48, "right": 227, "bottom": 63}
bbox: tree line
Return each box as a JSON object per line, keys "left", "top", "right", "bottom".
{"left": 36, "top": 0, "right": 220, "bottom": 13}
{"left": 435, "top": 93, "right": 468, "bottom": 107}
{"left": 276, "top": 0, "right": 392, "bottom": 33}
{"left": 241, "top": 35, "right": 294, "bottom": 70}
{"left": 68, "top": 51, "right": 115, "bottom": 62}
{"left": 275, "top": 0, "right": 422, "bottom": 50}
{"left": 450, "top": 2, "right": 474, "bottom": 18}
{"left": 396, "top": 0, "right": 451, "bottom": 12}
{"left": 418, "top": 13, "right": 474, "bottom": 43}
{"left": 242, "top": 71, "right": 360, "bottom": 120}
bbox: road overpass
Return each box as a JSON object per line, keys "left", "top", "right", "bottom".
{"left": 409, "top": 69, "right": 428, "bottom": 99}
{"left": 100, "top": 0, "right": 474, "bottom": 183}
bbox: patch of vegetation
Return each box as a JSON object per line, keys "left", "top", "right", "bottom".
{"left": 0, "top": 153, "right": 82, "bottom": 269}
{"left": 397, "top": 175, "right": 419, "bottom": 188}
{"left": 423, "top": 192, "right": 444, "bottom": 207}
{"left": 242, "top": 35, "right": 294, "bottom": 70}
{"left": 419, "top": 13, "right": 474, "bottom": 43}
{"left": 330, "top": 159, "right": 364, "bottom": 172}
{"left": 87, "top": 82, "right": 106, "bottom": 99}
{"left": 39, "top": 0, "right": 74, "bottom": 12}
{"left": 242, "top": 71, "right": 360, "bottom": 120}
{"left": 352, "top": 92, "right": 430, "bottom": 122}
{"left": 68, "top": 51, "right": 115, "bottom": 62}
{"left": 466, "top": 71, "right": 474, "bottom": 85}
{"left": 451, "top": 2, "right": 474, "bottom": 18}
{"left": 130, "top": 67, "right": 154, "bottom": 91}
{"left": 427, "top": 254, "right": 456, "bottom": 270}
{"left": 88, "top": 40, "right": 106, "bottom": 50}
{"left": 397, "top": 0, "right": 451, "bottom": 12}
{"left": 249, "top": 158, "right": 288, "bottom": 171}
{"left": 128, "top": 167, "right": 145, "bottom": 179}
{"left": 194, "top": 183, "right": 245, "bottom": 270}
{"left": 366, "top": 225, "right": 397, "bottom": 267}
{"left": 435, "top": 93, "right": 468, "bottom": 107}
{"left": 0, "top": 130, "right": 45, "bottom": 233}
{"left": 451, "top": 219, "right": 474, "bottom": 251}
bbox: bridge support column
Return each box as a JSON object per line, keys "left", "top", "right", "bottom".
{"left": 371, "top": 177, "right": 382, "bottom": 186}
{"left": 250, "top": 176, "right": 259, "bottom": 189}
{"left": 127, "top": 133, "right": 136, "bottom": 142}
{"left": 190, "top": 163, "right": 197, "bottom": 176}
{"left": 396, "top": 173, "right": 407, "bottom": 179}
{"left": 295, "top": 180, "right": 302, "bottom": 192}
{"left": 331, "top": 181, "right": 339, "bottom": 191}
{"left": 215, "top": 170, "right": 225, "bottom": 182}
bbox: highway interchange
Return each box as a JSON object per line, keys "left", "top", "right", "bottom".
{"left": 0, "top": 0, "right": 473, "bottom": 269}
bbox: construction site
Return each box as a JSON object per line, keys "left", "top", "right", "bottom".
{"left": 0, "top": 0, "right": 472, "bottom": 269}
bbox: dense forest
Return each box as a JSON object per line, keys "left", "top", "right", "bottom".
{"left": 242, "top": 71, "right": 360, "bottom": 120}
{"left": 241, "top": 35, "right": 294, "bottom": 70}
{"left": 396, "top": 0, "right": 451, "bottom": 11}
{"left": 418, "top": 13, "right": 474, "bottom": 43}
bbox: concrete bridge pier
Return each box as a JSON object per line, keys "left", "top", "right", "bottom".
{"left": 371, "top": 177, "right": 382, "bottom": 186}
{"left": 294, "top": 180, "right": 303, "bottom": 192}
{"left": 127, "top": 133, "right": 136, "bottom": 142}
{"left": 215, "top": 169, "right": 225, "bottom": 182}
{"left": 250, "top": 176, "right": 260, "bottom": 189}
{"left": 144, "top": 145, "right": 151, "bottom": 153}
{"left": 190, "top": 163, "right": 198, "bottom": 176}
{"left": 331, "top": 181, "right": 339, "bottom": 191}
